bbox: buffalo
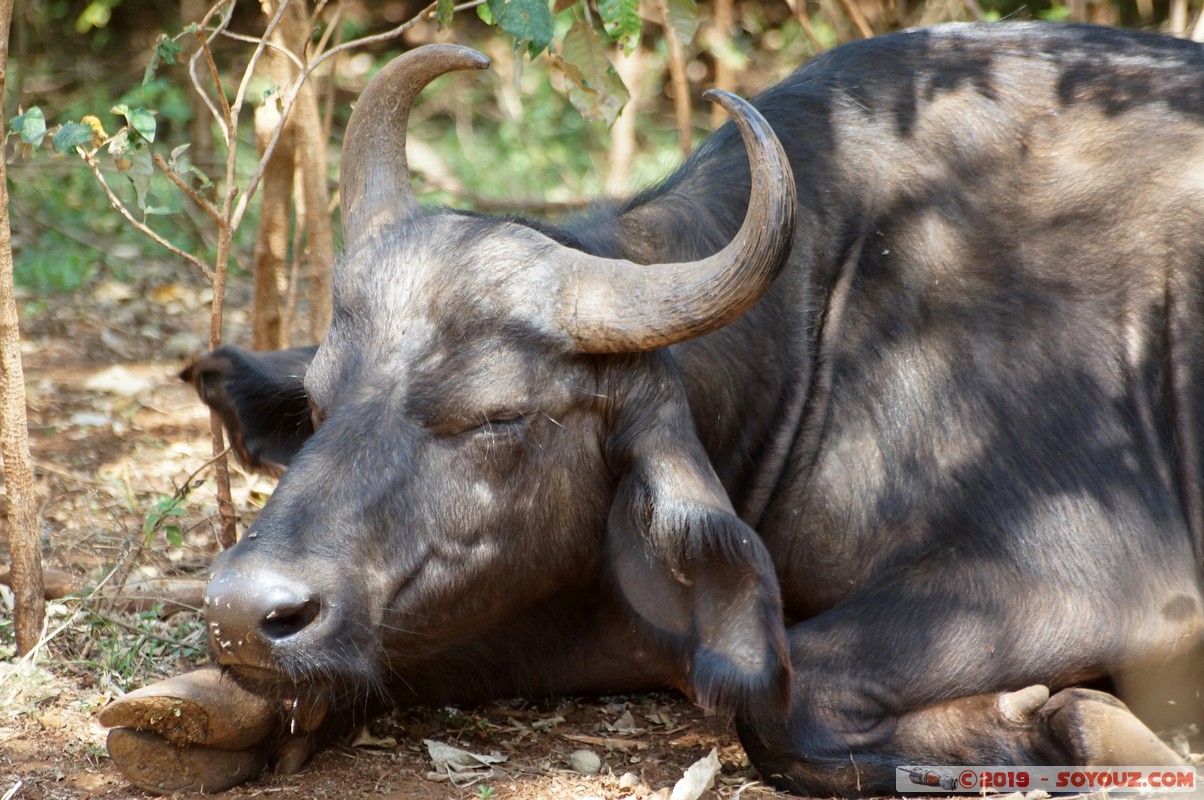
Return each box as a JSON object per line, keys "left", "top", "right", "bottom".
{"left": 103, "top": 21, "right": 1204, "bottom": 796}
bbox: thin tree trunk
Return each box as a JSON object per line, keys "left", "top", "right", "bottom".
{"left": 709, "top": 0, "right": 735, "bottom": 130}
{"left": 256, "top": 0, "right": 333, "bottom": 346}
{"left": 0, "top": 0, "right": 43, "bottom": 655}
{"left": 251, "top": 100, "right": 293, "bottom": 350}
{"left": 606, "top": 47, "right": 643, "bottom": 196}
{"left": 1170, "top": 0, "right": 1188, "bottom": 34}
{"left": 657, "top": 0, "right": 693, "bottom": 157}
{"left": 836, "top": 0, "right": 875, "bottom": 38}
{"left": 293, "top": 60, "right": 333, "bottom": 342}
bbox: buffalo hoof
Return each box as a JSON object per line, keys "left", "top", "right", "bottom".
{"left": 99, "top": 665, "right": 278, "bottom": 750}
{"left": 1041, "top": 687, "right": 1184, "bottom": 765}
{"left": 101, "top": 666, "right": 283, "bottom": 793}
{"left": 106, "top": 728, "right": 268, "bottom": 794}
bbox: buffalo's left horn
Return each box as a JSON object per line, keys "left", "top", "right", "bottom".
{"left": 551, "top": 91, "right": 797, "bottom": 353}
{"left": 340, "top": 45, "right": 491, "bottom": 250}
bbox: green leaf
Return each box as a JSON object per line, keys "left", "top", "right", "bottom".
{"left": 125, "top": 107, "right": 157, "bottom": 143}
{"left": 76, "top": 1, "right": 113, "bottom": 34}
{"left": 142, "top": 495, "right": 188, "bottom": 544}
{"left": 477, "top": 3, "right": 494, "bottom": 24}
{"left": 10, "top": 107, "right": 46, "bottom": 147}
{"left": 127, "top": 147, "right": 154, "bottom": 212}
{"left": 597, "top": 0, "right": 641, "bottom": 54}
{"left": 110, "top": 104, "right": 157, "bottom": 142}
{"left": 551, "top": 21, "right": 630, "bottom": 125}
{"left": 663, "top": 0, "right": 700, "bottom": 46}
{"left": 486, "top": 0, "right": 554, "bottom": 55}
{"left": 184, "top": 165, "right": 213, "bottom": 190}
{"left": 144, "top": 34, "right": 183, "bottom": 86}
{"left": 436, "top": 0, "right": 455, "bottom": 27}
{"left": 51, "top": 122, "right": 97, "bottom": 155}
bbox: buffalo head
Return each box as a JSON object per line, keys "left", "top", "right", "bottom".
{"left": 203, "top": 44, "right": 796, "bottom": 716}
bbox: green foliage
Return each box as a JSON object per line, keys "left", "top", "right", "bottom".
{"left": 10, "top": 108, "right": 47, "bottom": 160}
{"left": 111, "top": 104, "right": 156, "bottom": 144}
{"left": 487, "top": 0, "right": 556, "bottom": 56}
{"left": 597, "top": 0, "right": 641, "bottom": 55}
{"left": 78, "top": 604, "right": 207, "bottom": 689}
{"left": 16, "top": 231, "right": 97, "bottom": 293}
{"left": 144, "top": 34, "right": 182, "bottom": 86}
{"left": 51, "top": 122, "right": 95, "bottom": 155}
{"left": 143, "top": 494, "right": 188, "bottom": 548}
{"left": 76, "top": 0, "right": 122, "bottom": 34}
{"left": 1039, "top": 4, "right": 1073, "bottom": 20}
{"left": 475, "top": 0, "right": 699, "bottom": 121}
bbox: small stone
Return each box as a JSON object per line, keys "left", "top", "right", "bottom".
{"left": 38, "top": 711, "right": 65, "bottom": 730}
{"left": 618, "top": 771, "right": 641, "bottom": 788}
{"left": 569, "top": 749, "right": 601, "bottom": 774}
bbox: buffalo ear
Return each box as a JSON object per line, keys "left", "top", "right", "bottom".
{"left": 606, "top": 376, "right": 790, "bottom": 711}
{"left": 179, "top": 345, "right": 318, "bottom": 475}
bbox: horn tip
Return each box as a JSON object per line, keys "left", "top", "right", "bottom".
{"left": 424, "top": 43, "right": 492, "bottom": 72}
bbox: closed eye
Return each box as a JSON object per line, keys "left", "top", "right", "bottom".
{"left": 471, "top": 412, "right": 529, "bottom": 438}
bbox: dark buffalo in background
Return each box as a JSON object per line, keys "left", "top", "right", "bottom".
{"left": 105, "top": 21, "right": 1204, "bottom": 796}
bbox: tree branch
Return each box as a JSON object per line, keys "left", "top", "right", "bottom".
{"left": 151, "top": 151, "right": 223, "bottom": 222}
{"left": 78, "top": 148, "right": 215, "bottom": 281}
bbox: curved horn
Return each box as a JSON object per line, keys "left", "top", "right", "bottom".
{"left": 340, "top": 45, "right": 490, "bottom": 249}
{"left": 553, "top": 91, "right": 797, "bottom": 353}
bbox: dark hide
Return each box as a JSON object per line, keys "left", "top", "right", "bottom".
{"left": 187, "top": 22, "right": 1204, "bottom": 796}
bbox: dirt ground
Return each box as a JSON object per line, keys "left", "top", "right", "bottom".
{"left": 0, "top": 276, "right": 798, "bottom": 800}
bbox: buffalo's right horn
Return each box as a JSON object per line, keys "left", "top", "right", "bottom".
{"left": 340, "top": 45, "right": 491, "bottom": 250}
{"left": 546, "top": 91, "right": 797, "bottom": 353}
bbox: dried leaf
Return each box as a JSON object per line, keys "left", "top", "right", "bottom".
{"left": 550, "top": 21, "right": 630, "bottom": 125}
{"left": 350, "top": 727, "right": 397, "bottom": 749}
{"left": 668, "top": 748, "right": 721, "bottom": 800}
{"left": 424, "top": 739, "right": 508, "bottom": 771}
{"left": 126, "top": 147, "right": 153, "bottom": 211}
{"left": 562, "top": 733, "right": 649, "bottom": 751}
{"left": 663, "top": 0, "right": 700, "bottom": 46}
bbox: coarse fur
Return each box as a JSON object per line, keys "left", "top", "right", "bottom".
{"left": 186, "top": 22, "right": 1204, "bottom": 796}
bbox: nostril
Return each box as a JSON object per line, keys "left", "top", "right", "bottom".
{"left": 261, "top": 595, "right": 321, "bottom": 641}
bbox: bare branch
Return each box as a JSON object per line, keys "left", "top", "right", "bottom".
{"left": 313, "top": 0, "right": 343, "bottom": 55}
{"left": 78, "top": 148, "right": 215, "bottom": 281}
{"left": 228, "top": 0, "right": 438, "bottom": 234}
{"left": 229, "top": 0, "right": 292, "bottom": 125}
{"left": 219, "top": 28, "right": 306, "bottom": 72}
{"left": 152, "top": 151, "right": 223, "bottom": 222}
{"left": 310, "top": 2, "right": 436, "bottom": 72}
{"left": 191, "top": 0, "right": 236, "bottom": 145}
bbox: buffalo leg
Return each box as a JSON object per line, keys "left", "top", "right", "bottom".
{"left": 736, "top": 563, "right": 1200, "bottom": 797}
